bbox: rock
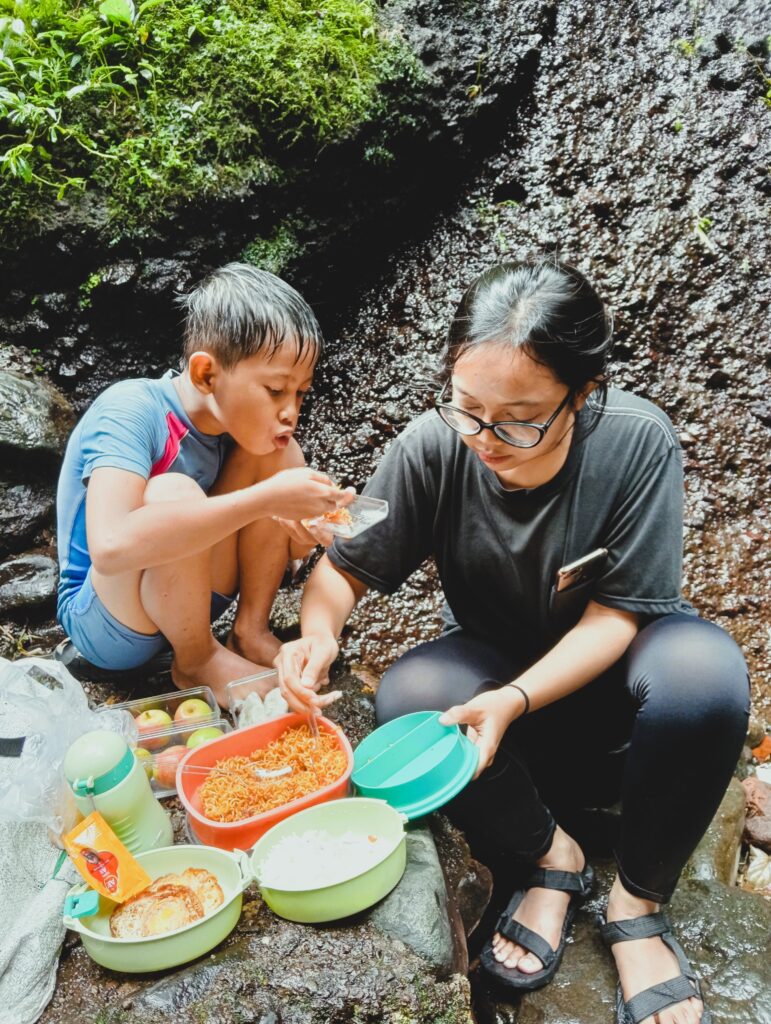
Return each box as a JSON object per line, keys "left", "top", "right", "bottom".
{"left": 475, "top": 862, "right": 771, "bottom": 1024}
{"left": 747, "top": 717, "right": 768, "bottom": 749}
{"left": 0, "top": 371, "right": 75, "bottom": 461}
{"left": 742, "top": 776, "right": 771, "bottom": 852}
{"left": 684, "top": 778, "right": 745, "bottom": 886}
{"left": 369, "top": 823, "right": 456, "bottom": 974}
{"left": 0, "top": 480, "right": 55, "bottom": 556}
{"left": 669, "top": 879, "right": 771, "bottom": 1024}
{"left": 43, "top": 888, "right": 472, "bottom": 1024}
{"left": 0, "top": 553, "right": 58, "bottom": 616}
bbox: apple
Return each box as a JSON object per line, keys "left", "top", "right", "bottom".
{"left": 134, "top": 747, "right": 153, "bottom": 779}
{"left": 153, "top": 745, "right": 188, "bottom": 789}
{"left": 186, "top": 726, "right": 224, "bottom": 749}
{"left": 135, "top": 709, "right": 173, "bottom": 750}
{"left": 174, "top": 698, "right": 212, "bottom": 727}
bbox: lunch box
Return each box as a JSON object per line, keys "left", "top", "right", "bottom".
{"left": 351, "top": 711, "right": 479, "bottom": 819}
{"left": 62, "top": 844, "right": 248, "bottom": 973}
{"left": 177, "top": 713, "right": 354, "bottom": 851}
{"left": 63, "top": 800, "right": 407, "bottom": 970}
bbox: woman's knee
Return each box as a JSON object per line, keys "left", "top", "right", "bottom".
{"left": 627, "top": 613, "right": 750, "bottom": 726}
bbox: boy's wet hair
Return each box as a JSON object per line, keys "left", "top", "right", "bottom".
{"left": 179, "top": 263, "right": 323, "bottom": 369}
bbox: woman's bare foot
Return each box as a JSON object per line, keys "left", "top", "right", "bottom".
{"left": 491, "top": 826, "right": 585, "bottom": 972}
{"left": 172, "top": 640, "right": 264, "bottom": 707}
{"left": 606, "top": 875, "right": 704, "bottom": 1024}
{"left": 226, "top": 625, "right": 282, "bottom": 669}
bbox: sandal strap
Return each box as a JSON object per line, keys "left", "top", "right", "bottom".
{"left": 495, "top": 917, "right": 557, "bottom": 969}
{"left": 521, "top": 866, "right": 592, "bottom": 896}
{"left": 625, "top": 975, "right": 700, "bottom": 1024}
{"left": 600, "top": 912, "right": 670, "bottom": 946}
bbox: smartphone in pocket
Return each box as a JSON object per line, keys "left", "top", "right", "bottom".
{"left": 555, "top": 548, "right": 608, "bottom": 592}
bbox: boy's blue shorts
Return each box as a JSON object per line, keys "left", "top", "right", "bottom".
{"left": 59, "top": 570, "right": 236, "bottom": 671}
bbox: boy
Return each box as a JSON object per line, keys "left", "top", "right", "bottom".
{"left": 56, "top": 263, "right": 348, "bottom": 705}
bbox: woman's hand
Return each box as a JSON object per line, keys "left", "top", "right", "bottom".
{"left": 439, "top": 687, "right": 526, "bottom": 779}
{"left": 273, "top": 634, "right": 341, "bottom": 715}
{"left": 272, "top": 517, "right": 335, "bottom": 556}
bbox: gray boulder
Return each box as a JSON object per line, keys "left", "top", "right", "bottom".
{"left": 0, "top": 553, "right": 58, "bottom": 616}
{"left": 0, "top": 480, "right": 55, "bottom": 556}
{"left": 0, "top": 371, "right": 75, "bottom": 460}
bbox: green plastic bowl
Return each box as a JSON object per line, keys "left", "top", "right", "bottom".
{"left": 351, "top": 711, "right": 479, "bottom": 819}
{"left": 62, "top": 844, "right": 251, "bottom": 973}
{"left": 251, "top": 797, "right": 406, "bottom": 923}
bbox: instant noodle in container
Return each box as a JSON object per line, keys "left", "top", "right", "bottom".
{"left": 177, "top": 713, "right": 354, "bottom": 851}
{"left": 351, "top": 711, "right": 479, "bottom": 819}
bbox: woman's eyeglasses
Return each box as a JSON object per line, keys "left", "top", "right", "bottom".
{"left": 434, "top": 382, "right": 572, "bottom": 449}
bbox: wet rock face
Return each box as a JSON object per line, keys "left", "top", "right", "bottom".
{"left": 0, "top": 371, "right": 75, "bottom": 463}
{"left": 0, "top": 481, "right": 54, "bottom": 557}
{"left": 297, "top": 0, "right": 771, "bottom": 715}
{"left": 0, "top": 553, "right": 58, "bottom": 618}
{"left": 0, "top": 0, "right": 555, "bottom": 416}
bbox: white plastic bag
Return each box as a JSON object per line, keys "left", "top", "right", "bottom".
{"left": 0, "top": 657, "right": 136, "bottom": 836}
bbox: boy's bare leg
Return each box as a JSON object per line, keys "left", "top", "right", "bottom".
{"left": 208, "top": 441, "right": 302, "bottom": 670}
{"left": 92, "top": 472, "right": 266, "bottom": 705}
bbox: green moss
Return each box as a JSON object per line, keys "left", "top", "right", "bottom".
{"left": 242, "top": 221, "right": 304, "bottom": 275}
{"left": 0, "top": 0, "right": 422, "bottom": 237}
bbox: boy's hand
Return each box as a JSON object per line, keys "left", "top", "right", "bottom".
{"left": 274, "top": 635, "right": 341, "bottom": 715}
{"left": 257, "top": 467, "right": 351, "bottom": 521}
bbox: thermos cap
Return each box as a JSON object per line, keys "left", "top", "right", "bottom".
{"left": 64, "top": 730, "right": 134, "bottom": 797}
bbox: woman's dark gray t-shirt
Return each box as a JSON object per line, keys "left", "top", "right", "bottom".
{"left": 328, "top": 389, "right": 693, "bottom": 659}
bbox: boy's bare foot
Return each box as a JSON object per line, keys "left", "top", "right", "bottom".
{"left": 172, "top": 642, "right": 265, "bottom": 708}
{"left": 491, "top": 826, "right": 585, "bottom": 971}
{"left": 606, "top": 876, "right": 704, "bottom": 1024}
{"left": 226, "top": 626, "right": 282, "bottom": 669}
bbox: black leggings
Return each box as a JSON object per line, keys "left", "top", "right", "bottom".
{"left": 375, "top": 613, "right": 750, "bottom": 902}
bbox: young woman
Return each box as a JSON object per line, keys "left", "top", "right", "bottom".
{"left": 275, "top": 258, "right": 750, "bottom": 1024}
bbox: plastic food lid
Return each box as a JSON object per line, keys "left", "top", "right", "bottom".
{"left": 63, "top": 730, "right": 134, "bottom": 796}
{"left": 351, "top": 711, "right": 479, "bottom": 820}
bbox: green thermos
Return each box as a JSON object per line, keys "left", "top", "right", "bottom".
{"left": 63, "top": 730, "right": 172, "bottom": 853}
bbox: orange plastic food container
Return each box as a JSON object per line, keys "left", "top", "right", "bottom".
{"left": 177, "top": 713, "right": 354, "bottom": 851}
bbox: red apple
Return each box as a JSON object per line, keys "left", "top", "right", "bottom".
{"left": 186, "top": 726, "right": 224, "bottom": 749}
{"left": 153, "top": 745, "right": 188, "bottom": 789}
{"left": 135, "top": 709, "right": 173, "bottom": 750}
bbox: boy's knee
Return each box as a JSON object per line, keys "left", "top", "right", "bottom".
{"left": 144, "top": 472, "right": 206, "bottom": 504}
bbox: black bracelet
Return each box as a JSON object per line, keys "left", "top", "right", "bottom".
{"left": 507, "top": 682, "right": 530, "bottom": 715}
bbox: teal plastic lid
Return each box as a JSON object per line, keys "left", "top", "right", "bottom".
{"left": 352, "top": 711, "right": 479, "bottom": 820}
{"left": 63, "top": 730, "right": 134, "bottom": 797}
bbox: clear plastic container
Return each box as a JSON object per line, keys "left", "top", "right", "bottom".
{"left": 133, "top": 718, "right": 233, "bottom": 798}
{"left": 303, "top": 495, "right": 389, "bottom": 539}
{"left": 97, "top": 686, "right": 219, "bottom": 724}
{"left": 226, "top": 671, "right": 287, "bottom": 728}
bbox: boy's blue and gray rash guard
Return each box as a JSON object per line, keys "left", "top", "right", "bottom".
{"left": 328, "top": 388, "right": 695, "bottom": 660}
{"left": 56, "top": 370, "right": 231, "bottom": 618}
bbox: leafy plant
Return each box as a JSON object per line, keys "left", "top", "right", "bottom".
{"left": 0, "top": 0, "right": 420, "bottom": 234}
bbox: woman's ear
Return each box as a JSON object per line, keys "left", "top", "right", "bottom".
{"left": 572, "top": 378, "right": 601, "bottom": 412}
{"left": 187, "top": 351, "right": 218, "bottom": 393}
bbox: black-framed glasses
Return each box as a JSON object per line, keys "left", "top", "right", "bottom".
{"left": 434, "top": 381, "right": 572, "bottom": 449}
